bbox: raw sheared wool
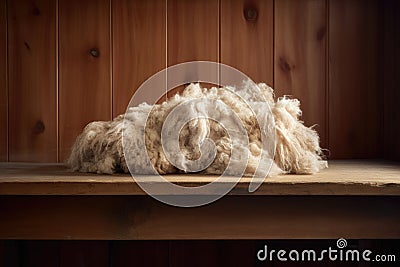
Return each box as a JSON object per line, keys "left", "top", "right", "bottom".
{"left": 68, "top": 82, "right": 327, "bottom": 175}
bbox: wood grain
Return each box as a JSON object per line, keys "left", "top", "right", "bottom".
{"left": 0, "top": 195, "right": 399, "bottom": 239}
{"left": 0, "top": 0, "right": 6, "bottom": 162}
{"left": 112, "top": 0, "right": 166, "bottom": 116}
{"left": 382, "top": 0, "right": 400, "bottom": 161}
{"left": 329, "top": 0, "right": 381, "bottom": 158}
{"left": 220, "top": 0, "right": 273, "bottom": 85}
{"left": 59, "top": 0, "right": 111, "bottom": 161}
{"left": 0, "top": 160, "right": 400, "bottom": 196}
{"left": 8, "top": 0, "right": 57, "bottom": 162}
{"left": 166, "top": 0, "right": 219, "bottom": 99}
{"left": 274, "top": 0, "right": 327, "bottom": 149}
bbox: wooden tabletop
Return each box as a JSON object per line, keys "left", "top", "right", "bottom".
{"left": 0, "top": 160, "right": 399, "bottom": 195}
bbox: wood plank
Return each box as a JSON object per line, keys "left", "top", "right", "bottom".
{"left": 0, "top": 161, "right": 399, "bottom": 196}
{"left": 169, "top": 241, "right": 255, "bottom": 267}
{"left": 0, "top": 0, "right": 6, "bottom": 162}
{"left": 59, "top": 0, "right": 111, "bottom": 161}
{"left": 0, "top": 241, "right": 20, "bottom": 267}
{"left": 382, "top": 0, "right": 400, "bottom": 161}
{"left": 217, "top": 241, "right": 255, "bottom": 267}
{"left": 328, "top": 0, "right": 380, "bottom": 158}
{"left": 8, "top": 0, "right": 57, "bottom": 162}
{"left": 274, "top": 0, "right": 327, "bottom": 149}
{"left": 169, "top": 241, "right": 219, "bottom": 267}
{"left": 60, "top": 241, "right": 108, "bottom": 267}
{"left": 20, "top": 241, "right": 59, "bottom": 267}
{"left": 220, "top": 0, "right": 273, "bottom": 85}
{"left": 0, "top": 195, "right": 399, "bottom": 239}
{"left": 110, "top": 241, "right": 168, "bottom": 267}
{"left": 166, "top": 0, "right": 219, "bottom": 99}
{"left": 112, "top": 0, "right": 166, "bottom": 116}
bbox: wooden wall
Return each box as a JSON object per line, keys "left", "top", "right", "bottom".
{"left": 0, "top": 0, "right": 397, "bottom": 163}
{"left": 2, "top": 240, "right": 400, "bottom": 267}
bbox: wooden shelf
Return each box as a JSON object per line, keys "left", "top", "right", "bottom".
{"left": 1, "top": 160, "right": 399, "bottom": 240}
{"left": 0, "top": 160, "right": 399, "bottom": 196}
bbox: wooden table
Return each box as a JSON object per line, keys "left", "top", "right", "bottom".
{"left": 0, "top": 160, "right": 399, "bottom": 240}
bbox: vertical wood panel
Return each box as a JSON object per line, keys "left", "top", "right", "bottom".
{"left": 112, "top": 0, "right": 166, "bottom": 116}
{"left": 274, "top": 0, "right": 327, "bottom": 149}
{"left": 59, "top": 0, "right": 111, "bottom": 161}
{"left": 329, "top": 0, "right": 380, "bottom": 158}
{"left": 382, "top": 0, "right": 400, "bottom": 161}
{"left": 169, "top": 241, "right": 219, "bottom": 267}
{"left": 167, "top": 0, "right": 219, "bottom": 98}
{"left": 0, "top": 0, "right": 6, "bottom": 161}
{"left": 110, "top": 241, "right": 168, "bottom": 267}
{"left": 60, "top": 241, "right": 108, "bottom": 267}
{"left": 8, "top": 0, "right": 57, "bottom": 162}
{"left": 221, "top": 0, "right": 273, "bottom": 85}
{"left": 20, "top": 241, "right": 59, "bottom": 267}
{"left": 0, "top": 241, "right": 20, "bottom": 267}
{"left": 169, "top": 241, "right": 256, "bottom": 267}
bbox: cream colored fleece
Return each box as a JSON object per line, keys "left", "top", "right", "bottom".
{"left": 68, "top": 82, "right": 327, "bottom": 175}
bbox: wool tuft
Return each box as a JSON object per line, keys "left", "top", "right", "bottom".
{"left": 68, "top": 82, "right": 327, "bottom": 175}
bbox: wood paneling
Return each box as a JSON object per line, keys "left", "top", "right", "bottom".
{"left": 329, "top": 0, "right": 380, "bottom": 158}
{"left": 221, "top": 0, "right": 273, "bottom": 85}
{"left": 274, "top": 0, "right": 327, "bottom": 149}
{"left": 169, "top": 241, "right": 219, "bottom": 267}
{"left": 112, "top": 0, "right": 166, "bottom": 116}
{"left": 20, "top": 241, "right": 59, "bottom": 267}
{"left": 167, "top": 0, "right": 219, "bottom": 98}
{"left": 0, "top": 0, "right": 6, "bottom": 162}
{"left": 169, "top": 241, "right": 255, "bottom": 267}
{"left": 8, "top": 0, "right": 57, "bottom": 162}
{"left": 60, "top": 241, "right": 108, "bottom": 267}
{"left": 0, "top": 241, "right": 19, "bottom": 267}
{"left": 110, "top": 241, "right": 168, "bottom": 267}
{"left": 0, "top": 0, "right": 397, "bottom": 163}
{"left": 382, "top": 0, "right": 400, "bottom": 161}
{"left": 59, "top": 0, "right": 111, "bottom": 161}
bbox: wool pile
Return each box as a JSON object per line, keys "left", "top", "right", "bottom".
{"left": 68, "top": 82, "right": 327, "bottom": 175}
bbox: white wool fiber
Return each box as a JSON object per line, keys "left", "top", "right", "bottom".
{"left": 68, "top": 83, "right": 327, "bottom": 175}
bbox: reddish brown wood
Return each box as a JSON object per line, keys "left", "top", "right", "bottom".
{"left": 0, "top": 196, "right": 399, "bottom": 240}
{"left": 166, "top": 0, "right": 219, "bottom": 99}
{"left": 0, "top": 241, "right": 20, "bottom": 267}
{"left": 221, "top": 0, "right": 273, "bottom": 85}
{"left": 110, "top": 241, "right": 169, "bottom": 267}
{"left": 169, "top": 241, "right": 219, "bottom": 267}
{"left": 274, "top": 0, "right": 327, "bottom": 149}
{"left": 0, "top": 0, "right": 6, "bottom": 162}
{"left": 60, "top": 241, "right": 108, "bottom": 267}
{"left": 169, "top": 241, "right": 256, "bottom": 267}
{"left": 219, "top": 241, "right": 255, "bottom": 266}
{"left": 8, "top": 0, "right": 57, "bottom": 162}
{"left": 59, "top": 0, "right": 112, "bottom": 161}
{"left": 328, "top": 0, "right": 381, "bottom": 158}
{"left": 112, "top": 0, "right": 166, "bottom": 116}
{"left": 20, "top": 241, "right": 59, "bottom": 267}
{"left": 382, "top": 0, "right": 400, "bottom": 161}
